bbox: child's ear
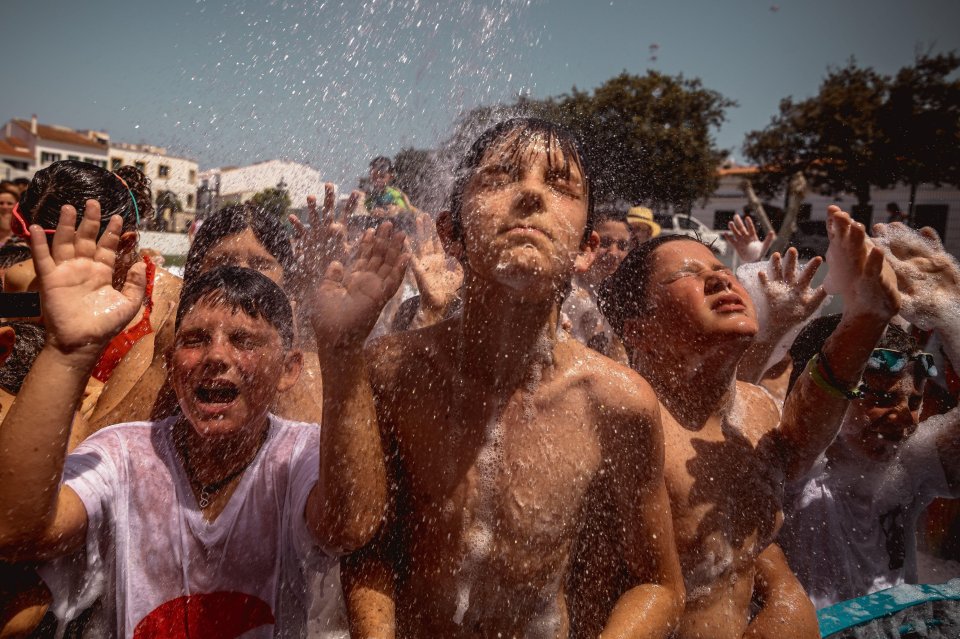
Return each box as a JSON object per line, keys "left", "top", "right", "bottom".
{"left": 278, "top": 349, "right": 303, "bottom": 393}
{"left": 0, "top": 326, "right": 16, "bottom": 368}
{"left": 574, "top": 230, "right": 600, "bottom": 273}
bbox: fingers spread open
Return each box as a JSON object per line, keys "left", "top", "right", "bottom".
{"left": 52, "top": 205, "right": 79, "bottom": 263}
{"left": 783, "top": 248, "right": 798, "bottom": 282}
{"left": 28, "top": 226, "right": 55, "bottom": 277}
{"left": 93, "top": 215, "right": 124, "bottom": 270}
{"left": 120, "top": 260, "right": 148, "bottom": 306}
{"left": 798, "top": 256, "right": 823, "bottom": 288}
{"left": 770, "top": 252, "right": 784, "bottom": 281}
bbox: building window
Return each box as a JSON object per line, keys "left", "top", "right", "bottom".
{"left": 67, "top": 155, "right": 80, "bottom": 162}
{"left": 40, "top": 152, "right": 61, "bottom": 164}
{"left": 134, "top": 161, "right": 146, "bottom": 173}
{"left": 85, "top": 158, "right": 107, "bottom": 169}
{"left": 189, "top": 170, "right": 197, "bottom": 184}
{"left": 111, "top": 158, "right": 123, "bottom": 171}
{"left": 187, "top": 194, "right": 194, "bottom": 207}
{"left": 158, "top": 164, "right": 170, "bottom": 178}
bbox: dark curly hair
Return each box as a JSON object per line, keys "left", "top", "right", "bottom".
{"left": 183, "top": 204, "right": 294, "bottom": 284}
{"left": 448, "top": 117, "right": 595, "bottom": 245}
{"left": 18, "top": 160, "right": 151, "bottom": 236}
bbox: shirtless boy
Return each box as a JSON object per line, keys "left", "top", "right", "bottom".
{"left": 598, "top": 207, "right": 901, "bottom": 638}
{"left": 344, "top": 118, "right": 684, "bottom": 638}
{"left": 0, "top": 201, "right": 405, "bottom": 635}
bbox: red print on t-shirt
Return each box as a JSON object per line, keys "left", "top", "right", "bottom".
{"left": 133, "top": 591, "right": 275, "bottom": 638}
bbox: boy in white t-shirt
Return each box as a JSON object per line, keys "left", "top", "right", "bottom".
{"left": 0, "top": 200, "right": 408, "bottom": 637}
{"left": 780, "top": 222, "right": 960, "bottom": 609}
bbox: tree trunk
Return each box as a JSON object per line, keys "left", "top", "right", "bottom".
{"left": 740, "top": 180, "right": 775, "bottom": 234}
{"left": 770, "top": 171, "right": 807, "bottom": 255}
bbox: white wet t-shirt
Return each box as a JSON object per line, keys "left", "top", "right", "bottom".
{"left": 780, "top": 416, "right": 958, "bottom": 609}
{"left": 39, "top": 415, "right": 347, "bottom": 639}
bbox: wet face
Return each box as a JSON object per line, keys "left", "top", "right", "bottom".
{"left": 169, "top": 300, "right": 300, "bottom": 439}
{"left": 459, "top": 129, "right": 589, "bottom": 295}
{"left": 369, "top": 166, "right": 391, "bottom": 191}
{"left": 592, "top": 220, "right": 630, "bottom": 280}
{"left": 631, "top": 240, "right": 758, "bottom": 349}
{"left": 200, "top": 229, "right": 285, "bottom": 286}
{"left": 0, "top": 192, "right": 16, "bottom": 233}
{"left": 841, "top": 366, "right": 925, "bottom": 461}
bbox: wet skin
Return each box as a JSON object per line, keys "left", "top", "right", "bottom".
{"left": 86, "top": 228, "right": 325, "bottom": 439}
{"left": 625, "top": 243, "right": 793, "bottom": 638}
{"left": 837, "top": 366, "right": 925, "bottom": 462}
{"left": 346, "top": 131, "right": 682, "bottom": 638}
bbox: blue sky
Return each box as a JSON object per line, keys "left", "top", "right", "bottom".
{"left": 3, "top": 0, "right": 958, "bottom": 183}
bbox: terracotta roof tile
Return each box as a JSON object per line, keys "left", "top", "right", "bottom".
{"left": 13, "top": 120, "right": 107, "bottom": 151}
{"left": 0, "top": 137, "right": 31, "bottom": 160}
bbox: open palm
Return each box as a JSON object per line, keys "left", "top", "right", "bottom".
{"left": 309, "top": 221, "right": 409, "bottom": 346}
{"left": 411, "top": 215, "right": 463, "bottom": 313}
{"left": 31, "top": 200, "right": 146, "bottom": 355}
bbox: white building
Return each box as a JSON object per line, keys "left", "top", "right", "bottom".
{"left": 684, "top": 164, "right": 960, "bottom": 259}
{"left": 199, "top": 159, "right": 326, "bottom": 215}
{"left": 4, "top": 115, "right": 109, "bottom": 170}
{"left": 110, "top": 142, "right": 199, "bottom": 232}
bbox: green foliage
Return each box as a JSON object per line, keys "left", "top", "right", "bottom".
{"left": 443, "top": 72, "right": 735, "bottom": 213}
{"left": 744, "top": 53, "right": 960, "bottom": 208}
{"left": 248, "top": 186, "right": 292, "bottom": 218}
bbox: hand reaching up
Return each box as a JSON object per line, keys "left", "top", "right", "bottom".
{"left": 873, "top": 223, "right": 960, "bottom": 329}
{"left": 725, "top": 213, "right": 776, "bottom": 263}
{"left": 411, "top": 215, "right": 463, "bottom": 314}
{"left": 823, "top": 205, "right": 900, "bottom": 320}
{"left": 308, "top": 222, "right": 409, "bottom": 349}
{"left": 30, "top": 200, "right": 146, "bottom": 358}
{"left": 290, "top": 183, "right": 349, "bottom": 286}
{"left": 757, "top": 248, "right": 828, "bottom": 335}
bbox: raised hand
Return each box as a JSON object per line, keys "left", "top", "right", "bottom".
{"left": 30, "top": 200, "right": 146, "bottom": 357}
{"left": 308, "top": 221, "right": 409, "bottom": 348}
{"left": 724, "top": 213, "right": 776, "bottom": 263}
{"left": 757, "top": 247, "right": 828, "bottom": 334}
{"left": 822, "top": 205, "right": 900, "bottom": 320}
{"left": 290, "top": 183, "right": 349, "bottom": 288}
{"left": 411, "top": 215, "right": 463, "bottom": 315}
{"left": 873, "top": 223, "right": 960, "bottom": 329}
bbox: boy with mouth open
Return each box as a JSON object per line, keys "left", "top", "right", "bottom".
{"left": 597, "top": 207, "right": 901, "bottom": 638}
{"left": 0, "top": 200, "right": 407, "bottom": 637}
{"left": 343, "top": 118, "right": 684, "bottom": 638}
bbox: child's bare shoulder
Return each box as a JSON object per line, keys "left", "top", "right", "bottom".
{"left": 365, "top": 320, "right": 454, "bottom": 390}
{"left": 560, "top": 339, "right": 659, "bottom": 424}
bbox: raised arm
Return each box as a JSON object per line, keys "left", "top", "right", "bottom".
{"left": 874, "top": 222, "right": 960, "bottom": 492}
{"left": 778, "top": 206, "right": 901, "bottom": 481}
{"left": 738, "top": 248, "right": 827, "bottom": 384}
{"left": 304, "top": 221, "right": 409, "bottom": 553}
{"left": 743, "top": 543, "right": 819, "bottom": 639}
{"left": 602, "top": 387, "right": 684, "bottom": 638}
{"left": 0, "top": 201, "right": 146, "bottom": 561}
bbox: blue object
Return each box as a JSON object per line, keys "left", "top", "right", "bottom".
{"left": 818, "top": 579, "right": 960, "bottom": 637}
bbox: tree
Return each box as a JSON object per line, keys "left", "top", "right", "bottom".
{"left": 743, "top": 59, "right": 888, "bottom": 211}
{"left": 392, "top": 147, "right": 440, "bottom": 211}
{"left": 876, "top": 52, "right": 960, "bottom": 219}
{"left": 442, "top": 73, "right": 735, "bottom": 214}
{"left": 248, "top": 186, "right": 291, "bottom": 219}
{"left": 554, "top": 72, "right": 735, "bottom": 213}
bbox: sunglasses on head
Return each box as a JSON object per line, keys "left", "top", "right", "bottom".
{"left": 11, "top": 203, "right": 55, "bottom": 239}
{"left": 867, "top": 348, "right": 938, "bottom": 378}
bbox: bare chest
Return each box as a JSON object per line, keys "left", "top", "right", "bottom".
{"left": 663, "top": 414, "right": 785, "bottom": 590}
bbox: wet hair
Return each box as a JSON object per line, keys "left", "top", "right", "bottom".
{"left": 0, "top": 321, "right": 46, "bottom": 394}
{"left": 369, "top": 156, "right": 393, "bottom": 173}
{"left": 183, "top": 204, "right": 294, "bottom": 284}
{"left": 598, "top": 234, "right": 711, "bottom": 336}
{"left": 18, "top": 160, "right": 151, "bottom": 235}
{"left": 595, "top": 204, "right": 629, "bottom": 227}
{"left": 787, "top": 315, "right": 919, "bottom": 392}
{"left": 448, "top": 117, "right": 595, "bottom": 244}
{"left": 175, "top": 266, "right": 295, "bottom": 349}
{"left": 0, "top": 244, "right": 31, "bottom": 271}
